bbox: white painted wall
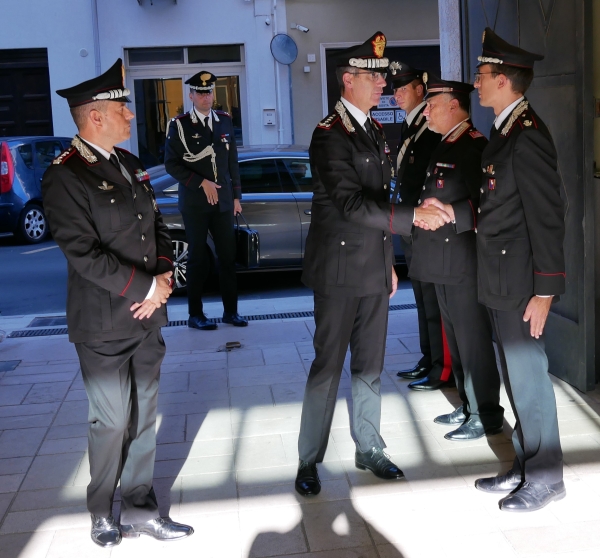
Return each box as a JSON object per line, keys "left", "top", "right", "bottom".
{"left": 0, "top": 0, "right": 293, "bottom": 151}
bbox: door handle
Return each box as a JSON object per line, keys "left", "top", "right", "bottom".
{"left": 304, "top": 209, "right": 311, "bottom": 215}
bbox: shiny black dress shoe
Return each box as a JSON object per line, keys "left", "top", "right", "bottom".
{"left": 475, "top": 469, "right": 522, "bottom": 493}
{"left": 434, "top": 405, "right": 466, "bottom": 425}
{"left": 396, "top": 364, "right": 430, "bottom": 380}
{"left": 120, "top": 517, "right": 194, "bottom": 540}
{"left": 91, "top": 514, "right": 121, "bottom": 548}
{"left": 444, "top": 416, "right": 503, "bottom": 441}
{"left": 188, "top": 315, "right": 217, "bottom": 330}
{"left": 499, "top": 480, "right": 566, "bottom": 512}
{"left": 408, "top": 376, "right": 450, "bottom": 391}
{"left": 222, "top": 312, "right": 248, "bottom": 327}
{"left": 355, "top": 447, "right": 404, "bottom": 480}
{"left": 295, "top": 460, "right": 321, "bottom": 496}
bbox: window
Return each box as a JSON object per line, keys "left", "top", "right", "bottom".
{"left": 239, "top": 159, "right": 282, "bottom": 194}
{"left": 280, "top": 158, "right": 313, "bottom": 192}
{"left": 18, "top": 144, "right": 33, "bottom": 169}
{"left": 34, "top": 140, "right": 63, "bottom": 169}
{"left": 128, "top": 48, "right": 184, "bottom": 66}
{"left": 188, "top": 45, "right": 242, "bottom": 64}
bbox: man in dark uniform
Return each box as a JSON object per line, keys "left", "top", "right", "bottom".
{"left": 472, "top": 28, "right": 566, "bottom": 511}
{"left": 295, "top": 32, "right": 452, "bottom": 496}
{"left": 388, "top": 61, "right": 453, "bottom": 391}
{"left": 42, "top": 60, "right": 193, "bottom": 547}
{"left": 411, "top": 75, "right": 503, "bottom": 440}
{"left": 164, "top": 72, "right": 247, "bottom": 330}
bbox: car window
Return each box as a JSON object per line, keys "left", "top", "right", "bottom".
{"left": 239, "top": 159, "right": 282, "bottom": 194}
{"left": 35, "top": 140, "right": 64, "bottom": 169}
{"left": 280, "top": 158, "right": 313, "bottom": 192}
{"left": 18, "top": 144, "right": 34, "bottom": 169}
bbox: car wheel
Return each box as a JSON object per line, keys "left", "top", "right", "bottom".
{"left": 18, "top": 204, "right": 49, "bottom": 244}
{"left": 169, "top": 230, "right": 216, "bottom": 296}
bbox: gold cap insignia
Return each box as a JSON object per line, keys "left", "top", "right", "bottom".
{"left": 121, "top": 64, "right": 126, "bottom": 86}
{"left": 200, "top": 72, "right": 212, "bottom": 87}
{"left": 422, "top": 72, "right": 428, "bottom": 85}
{"left": 482, "top": 30, "right": 486, "bottom": 43}
{"left": 372, "top": 34, "right": 386, "bottom": 58}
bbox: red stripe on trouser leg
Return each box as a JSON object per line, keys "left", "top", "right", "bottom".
{"left": 440, "top": 319, "right": 452, "bottom": 381}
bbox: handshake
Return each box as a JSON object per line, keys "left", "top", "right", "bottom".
{"left": 413, "top": 198, "right": 455, "bottom": 231}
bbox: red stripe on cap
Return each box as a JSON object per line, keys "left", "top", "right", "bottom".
{"left": 534, "top": 271, "right": 566, "bottom": 277}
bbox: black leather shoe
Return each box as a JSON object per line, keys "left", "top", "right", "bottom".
{"left": 475, "top": 469, "right": 522, "bottom": 493}
{"left": 120, "top": 517, "right": 194, "bottom": 541}
{"left": 295, "top": 460, "right": 321, "bottom": 496}
{"left": 188, "top": 315, "right": 217, "bottom": 330}
{"left": 355, "top": 447, "right": 404, "bottom": 480}
{"left": 408, "top": 376, "right": 449, "bottom": 391}
{"left": 396, "top": 364, "right": 430, "bottom": 380}
{"left": 434, "top": 405, "right": 466, "bottom": 426}
{"left": 499, "top": 480, "right": 566, "bottom": 512}
{"left": 91, "top": 514, "right": 121, "bottom": 548}
{"left": 222, "top": 312, "right": 248, "bottom": 327}
{"left": 444, "top": 416, "right": 503, "bottom": 441}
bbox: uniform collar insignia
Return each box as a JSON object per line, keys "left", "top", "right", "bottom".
{"left": 190, "top": 107, "right": 198, "bottom": 124}
{"left": 334, "top": 100, "right": 356, "bottom": 134}
{"left": 501, "top": 100, "right": 529, "bottom": 136}
{"left": 71, "top": 135, "right": 98, "bottom": 164}
{"left": 445, "top": 120, "right": 471, "bottom": 143}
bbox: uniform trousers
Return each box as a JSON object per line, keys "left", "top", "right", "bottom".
{"left": 435, "top": 283, "right": 503, "bottom": 427}
{"left": 488, "top": 306, "right": 563, "bottom": 484}
{"left": 401, "top": 235, "right": 451, "bottom": 381}
{"left": 75, "top": 329, "right": 165, "bottom": 524}
{"left": 298, "top": 291, "right": 388, "bottom": 463}
{"left": 181, "top": 207, "right": 237, "bottom": 317}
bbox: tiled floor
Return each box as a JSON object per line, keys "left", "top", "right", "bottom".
{"left": 1, "top": 303, "right": 600, "bottom": 557}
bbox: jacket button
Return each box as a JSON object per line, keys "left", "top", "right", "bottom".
{"left": 427, "top": 172, "right": 431, "bottom": 177}
{"left": 144, "top": 256, "right": 148, "bottom": 262}
{"left": 341, "top": 241, "right": 345, "bottom": 246}
{"left": 381, "top": 160, "right": 384, "bottom": 165}
{"left": 142, "top": 234, "right": 146, "bottom": 241}
{"left": 480, "top": 188, "right": 484, "bottom": 193}
{"left": 110, "top": 198, "right": 115, "bottom": 204}
{"left": 418, "top": 199, "right": 421, "bottom": 204}
{"left": 383, "top": 235, "right": 387, "bottom": 240}
{"left": 478, "top": 208, "right": 481, "bottom": 213}
{"left": 501, "top": 249, "right": 506, "bottom": 255}
{"left": 366, "top": 158, "right": 369, "bottom": 162}
{"left": 134, "top": 193, "right": 137, "bottom": 199}
{"left": 383, "top": 184, "right": 388, "bottom": 189}
{"left": 422, "top": 186, "right": 426, "bottom": 190}
{"left": 138, "top": 213, "right": 143, "bottom": 219}
{"left": 445, "top": 238, "right": 449, "bottom": 242}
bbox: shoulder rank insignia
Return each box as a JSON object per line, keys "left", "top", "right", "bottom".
{"left": 317, "top": 113, "right": 339, "bottom": 130}
{"left": 469, "top": 130, "right": 484, "bottom": 139}
{"left": 52, "top": 146, "right": 75, "bottom": 165}
{"left": 501, "top": 100, "right": 529, "bottom": 136}
{"left": 446, "top": 121, "right": 471, "bottom": 143}
{"left": 98, "top": 181, "right": 113, "bottom": 190}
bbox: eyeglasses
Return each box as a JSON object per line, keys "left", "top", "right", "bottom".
{"left": 351, "top": 70, "right": 388, "bottom": 81}
{"left": 473, "top": 72, "right": 499, "bottom": 84}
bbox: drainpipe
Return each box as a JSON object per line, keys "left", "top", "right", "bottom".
{"left": 272, "top": 0, "right": 284, "bottom": 144}
{"left": 91, "top": 0, "right": 101, "bottom": 75}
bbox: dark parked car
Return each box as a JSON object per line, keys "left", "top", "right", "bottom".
{"left": 149, "top": 145, "right": 404, "bottom": 293}
{"left": 0, "top": 136, "right": 72, "bottom": 244}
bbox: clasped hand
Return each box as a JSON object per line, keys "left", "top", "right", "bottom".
{"left": 130, "top": 271, "right": 173, "bottom": 320}
{"left": 413, "top": 198, "right": 454, "bottom": 231}
{"left": 202, "top": 179, "right": 221, "bottom": 205}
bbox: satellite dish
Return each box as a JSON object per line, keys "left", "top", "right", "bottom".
{"left": 270, "top": 34, "right": 298, "bottom": 65}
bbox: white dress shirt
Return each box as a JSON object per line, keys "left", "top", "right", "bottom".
{"left": 494, "top": 96, "right": 525, "bottom": 129}
{"left": 194, "top": 108, "right": 213, "bottom": 131}
{"left": 405, "top": 101, "right": 426, "bottom": 126}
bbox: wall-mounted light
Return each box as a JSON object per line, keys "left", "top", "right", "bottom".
{"left": 265, "top": 16, "right": 271, "bottom": 25}
{"left": 290, "top": 23, "right": 309, "bottom": 33}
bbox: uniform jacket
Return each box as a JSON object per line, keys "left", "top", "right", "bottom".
{"left": 164, "top": 108, "right": 241, "bottom": 213}
{"left": 301, "top": 100, "right": 414, "bottom": 297}
{"left": 477, "top": 99, "right": 565, "bottom": 310}
{"left": 42, "top": 136, "right": 174, "bottom": 343}
{"left": 410, "top": 120, "right": 487, "bottom": 286}
{"left": 392, "top": 104, "right": 442, "bottom": 207}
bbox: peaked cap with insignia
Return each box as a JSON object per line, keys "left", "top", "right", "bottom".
{"left": 186, "top": 71, "right": 217, "bottom": 92}
{"left": 424, "top": 74, "right": 474, "bottom": 99}
{"left": 334, "top": 31, "right": 389, "bottom": 71}
{"left": 389, "top": 60, "right": 424, "bottom": 88}
{"left": 56, "top": 59, "right": 130, "bottom": 108}
{"left": 478, "top": 27, "right": 544, "bottom": 69}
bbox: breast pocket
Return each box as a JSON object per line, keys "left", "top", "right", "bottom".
{"left": 93, "top": 190, "right": 135, "bottom": 232}
{"left": 352, "top": 151, "right": 379, "bottom": 187}
{"left": 481, "top": 162, "right": 503, "bottom": 203}
{"left": 324, "top": 232, "right": 364, "bottom": 287}
{"left": 483, "top": 237, "right": 533, "bottom": 296}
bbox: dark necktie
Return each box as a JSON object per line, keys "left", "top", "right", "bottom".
{"left": 109, "top": 153, "right": 121, "bottom": 173}
{"left": 202, "top": 115, "right": 213, "bottom": 142}
{"left": 366, "top": 118, "right": 379, "bottom": 146}
{"left": 399, "top": 119, "right": 409, "bottom": 144}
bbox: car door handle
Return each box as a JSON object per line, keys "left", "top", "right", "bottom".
{"left": 304, "top": 210, "right": 311, "bottom": 215}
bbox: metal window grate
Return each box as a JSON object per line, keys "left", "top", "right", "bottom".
{"left": 7, "top": 305, "right": 417, "bottom": 338}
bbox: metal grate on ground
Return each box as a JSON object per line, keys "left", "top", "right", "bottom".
{"left": 7, "top": 304, "right": 417, "bottom": 338}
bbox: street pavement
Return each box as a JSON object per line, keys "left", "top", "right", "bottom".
{"left": 1, "top": 289, "right": 600, "bottom": 557}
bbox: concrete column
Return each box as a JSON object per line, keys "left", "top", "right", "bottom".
{"left": 438, "top": 0, "right": 462, "bottom": 80}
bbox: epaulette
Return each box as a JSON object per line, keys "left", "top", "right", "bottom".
{"left": 445, "top": 121, "right": 472, "bottom": 143}
{"left": 170, "top": 113, "right": 188, "bottom": 122}
{"left": 52, "top": 146, "right": 76, "bottom": 165}
{"left": 469, "top": 129, "right": 484, "bottom": 139}
{"left": 500, "top": 100, "right": 529, "bottom": 136}
{"left": 215, "top": 109, "right": 231, "bottom": 118}
{"left": 317, "top": 113, "right": 339, "bottom": 130}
